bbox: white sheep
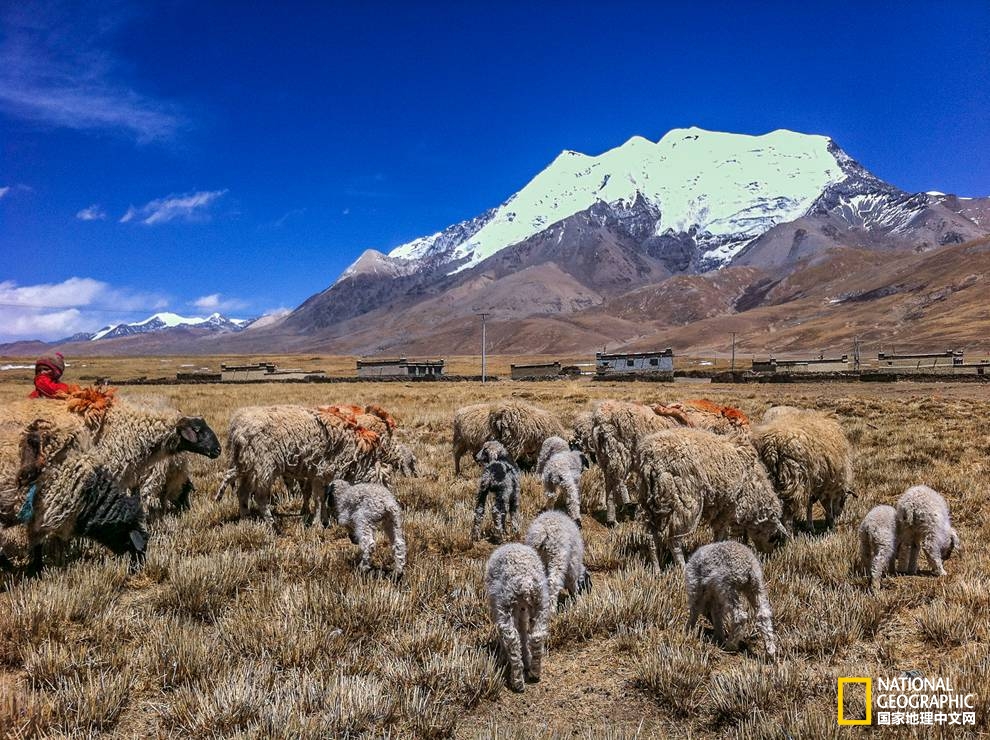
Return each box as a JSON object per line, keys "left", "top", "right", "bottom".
{"left": 685, "top": 540, "right": 778, "bottom": 657}
{"left": 139, "top": 454, "right": 194, "bottom": 518}
{"left": 525, "top": 511, "right": 591, "bottom": 603}
{"left": 484, "top": 543, "right": 551, "bottom": 692}
{"left": 324, "top": 480, "right": 406, "bottom": 578}
{"left": 452, "top": 401, "right": 565, "bottom": 474}
{"left": 472, "top": 459, "right": 521, "bottom": 542}
{"left": 541, "top": 450, "right": 589, "bottom": 526}
{"left": 634, "top": 428, "right": 788, "bottom": 569}
{"left": 752, "top": 408, "right": 854, "bottom": 532}
{"left": 536, "top": 435, "right": 570, "bottom": 475}
{"left": 895, "top": 485, "right": 959, "bottom": 577}
{"left": 858, "top": 504, "right": 898, "bottom": 591}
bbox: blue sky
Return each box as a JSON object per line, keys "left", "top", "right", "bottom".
{"left": 1, "top": 1, "right": 989, "bottom": 340}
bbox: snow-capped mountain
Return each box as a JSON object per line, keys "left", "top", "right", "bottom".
{"left": 89, "top": 312, "right": 248, "bottom": 341}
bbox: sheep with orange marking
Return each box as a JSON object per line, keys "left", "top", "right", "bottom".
{"left": 217, "top": 403, "right": 397, "bottom": 527}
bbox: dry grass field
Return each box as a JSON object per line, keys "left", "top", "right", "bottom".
{"left": 0, "top": 371, "right": 988, "bottom": 738}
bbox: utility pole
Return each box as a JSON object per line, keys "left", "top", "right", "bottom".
{"left": 476, "top": 312, "right": 490, "bottom": 383}
{"left": 730, "top": 332, "right": 737, "bottom": 371}
{"left": 853, "top": 336, "right": 861, "bottom": 371}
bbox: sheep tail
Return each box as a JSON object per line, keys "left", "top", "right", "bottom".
{"left": 215, "top": 468, "right": 237, "bottom": 501}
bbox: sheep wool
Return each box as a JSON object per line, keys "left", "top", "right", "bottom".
{"left": 484, "top": 543, "right": 551, "bottom": 692}
{"left": 752, "top": 409, "right": 854, "bottom": 532}
{"left": 685, "top": 541, "right": 778, "bottom": 656}
{"left": 472, "top": 459, "right": 521, "bottom": 542}
{"left": 541, "top": 450, "right": 589, "bottom": 525}
{"left": 634, "top": 428, "right": 788, "bottom": 569}
{"left": 858, "top": 504, "right": 898, "bottom": 591}
{"left": 325, "top": 480, "right": 406, "bottom": 578}
{"left": 525, "top": 511, "right": 591, "bottom": 601}
{"left": 139, "top": 454, "right": 194, "bottom": 518}
{"left": 591, "top": 400, "right": 683, "bottom": 527}
{"left": 895, "top": 485, "right": 959, "bottom": 577}
{"left": 536, "top": 435, "right": 570, "bottom": 475}
{"left": 452, "top": 401, "right": 565, "bottom": 474}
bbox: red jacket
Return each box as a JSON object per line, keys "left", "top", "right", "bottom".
{"left": 29, "top": 374, "right": 73, "bottom": 399}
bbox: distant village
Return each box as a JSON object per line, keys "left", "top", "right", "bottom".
{"left": 158, "top": 346, "right": 990, "bottom": 386}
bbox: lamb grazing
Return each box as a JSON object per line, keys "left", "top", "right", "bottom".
{"left": 535, "top": 435, "right": 570, "bottom": 475}
{"left": 1, "top": 392, "right": 220, "bottom": 572}
{"left": 475, "top": 440, "right": 510, "bottom": 467}
{"left": 219, "top": 403, "right": 396, "bottom": 527}
{"left": 752, "top": 408, "right": 854, "bottom": 532}
{"left": 139, "top": 454, "right": 195, "bottom": 518}
{"left": 472, "top": 458, "right": 521, "bottom": 542}
{"left": 685, "top": 541, "right": 778, "bottom": 657}
{"left": 324, "top": 480, "right": 406, "bottom": 578}
{"left": 384, "top": 441, "right": 418, "bottom": 477}
{"left": 633, "top": 428, "right": 788, "bottom": 569}
{"left": 590, "top": 400, "right": 683, "bottom": 526}
{"left": 484, "top": 543, "right": 551, "bottom": 692}
{"left": 541, "top": 449, "right": 589, "bottom": 526}
{"left": 858, "top": 504, "right": 898, "bottom": 591}
{"left": 452, "top": 401, "right": 565, "bottom": 474}
{"left": 895, "top": 485, "right": 959, "bottom": 577}
{"left": 525, "top": 511, "right": 591, "bottom": 603}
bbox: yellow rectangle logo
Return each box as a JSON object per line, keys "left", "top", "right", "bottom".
{"left": 838, "top": 677, "right": 872, "bottom": 725}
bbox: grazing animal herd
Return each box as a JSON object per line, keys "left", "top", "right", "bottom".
{"left": 0, "top": 390, "right": 962, "bottom": 693}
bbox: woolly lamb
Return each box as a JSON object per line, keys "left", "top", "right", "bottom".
{"left": 475, "top": 440, "right": 510, "bottom": 467}
{"left": 385, "top": 441, "right": 418, "bottom": 477}
{"left": 324, "top": 480, "right": 406, "bottom": 578}
{"left": 685, "top": 541, "right": 778, "bottom": 656}
{"left": 634, "top": 428, "right": 788, "bottom": 569}
{"left": 591, "top": 400, "right": 682, "bottom": 526}
{"left": 472, "top": 459, "right": 521, "bottom": 542}
{"left": 895, "top": 485, "right": 959, "bottom": 577}
{"left": 570, "top": 411, "right": 596, "bottom": 463}
{"left": 452, "top": 401, "right": 565, "bottom": 474}
{"left": 541, "top": 450, "right": 589, "bottom": 525}
{"left": 858, "top": 504, "right": 898, "bottom": 591}
{"left": 484, "top": 543, "right": 551, "bottom": 692}
{"left": 760, "top": 405, "right": 804, "bottom": 424}
{"left": 525, "top": 511, "right": 591, "bottom": 602}
{"left": 752, "top": 409, "right": 854, "bottom": 532}
{"left": 536, "top": 435, "right": 570, "bottom": 475}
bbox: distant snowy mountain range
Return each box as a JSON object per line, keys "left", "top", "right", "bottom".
{"left": 66, "top": 312, "right": 249, "bottom": 343}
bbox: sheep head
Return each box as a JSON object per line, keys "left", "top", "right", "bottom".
{"left": 176, "top": 417, "right": 221, "bottom": 458}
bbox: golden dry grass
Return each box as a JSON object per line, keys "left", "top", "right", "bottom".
{"left": 0, "top": 372, "right": 988, "bottom": 738}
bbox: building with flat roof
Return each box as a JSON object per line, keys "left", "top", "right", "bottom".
{"left": 510, "top": 361, "right": 562, "bottom": 380}
{"left": 596, "top": 349, "right": 674, "bottom": 375}
{"left": 356, "top": 357, "right": 445, "bottom": 378}
{"left": 752, "top": 355, "right": 850, "bottom": 374}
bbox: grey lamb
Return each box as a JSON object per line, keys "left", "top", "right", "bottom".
{"left": 858, "top": 504, "right": 898, "bottom": 591}
{"left": 525, "top": 510, "right": 591, "bottom": 603}
{"left": 685, "top": 540, "right": 778, "bottom": 657}
{"left": 895, "top": 485, "right": 959, "bottom": 577}
{"left": 324, "top": 480, "right": 406, "bottom": 578}
{"left": 484, "top": 543, "right": 551, "bottom": 692}
{"left": 541, "top": 449, "right": 590, "bottom": 526}
{"left": 472, "top": 459, "right": 521, "bottom": 542}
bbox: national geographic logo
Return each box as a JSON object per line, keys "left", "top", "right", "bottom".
{"left": 838, "top": 676, "right": 978, "bottom": 727}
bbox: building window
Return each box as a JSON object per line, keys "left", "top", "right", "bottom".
{"left": 626, "top": 359, "right": 635, "bottom": 367}
{"left": 649, "top": 358, "right": 659, "bottom": 366}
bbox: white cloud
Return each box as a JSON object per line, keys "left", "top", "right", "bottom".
{"left": 0, "top": 5, "right": 184, "bottom": 142}
{"left": 0, "top": 186, "right": 9, "bottom": 200}
{"left": 192, "top": 292, "right": 247, "bottom": 312}
{"left": 0, "top": 277, "right": 168, "bottom": 341}
{"left": 121, "top": 189, "right": 228, "bottom": 225}
{"left": 76, "top": 204, "right": 107, "bottom": 220}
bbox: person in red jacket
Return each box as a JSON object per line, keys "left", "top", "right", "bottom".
{"left": 29, "top": 353, "right": 75, "bottom": 398}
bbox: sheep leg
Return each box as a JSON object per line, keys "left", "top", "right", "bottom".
{"left": 26, "top": 543, "right": 45, "bottom": 577}
{"left": 518, "top": 603, "right": 531, "bottom": 677}
{"left": 453, "top": 443, "right": 465, "bottom": 476}
{"left": 472, "top": 487, "right": 488, "bottom": 541}
{"left": 491, "top": 502, "right": 506, "bottom": 543}
{"left": 858, "top": 534, "right": 874, "bottom": 578}
{"left": 602, "top": 464, "right": 624, "bottom": 527}
{"left": 256, "top": 488, "right": 275, "bottom": 528}
{"left": 922, "top": 536, "right": 946, "bottom": 576}
{"left": 869, "top": 543, "right": 893, "bottom": 591}
{"left": 750, "top": 589, "right": 778, "bottom": 657}
{"left": 563, "top": 477, "right": 581, "bottom": 527}
{"left": 904, "top": 541, "right": 920, "bottom": 575}
{"left": 561, "top": 559, "right": 580, "bottom": 599}
{"left": 235, "top": 476, "right": 251, "bottom": 520}
{"left": 495, "top": 606, "right": 525, "bottom": 692}
{"left": 353, "top": 515, "right": 374, "bottom": 573}
{"left": 805, "top": 496, "right": 815, "bottom": 531}
{"left": 508, "top": 484, "right": 521, "bottom": 536}
{"left": 668, "top": 534, "right": 687, "bottom": 569}
{"left": 384, "top": 510, "right": 406, "bottom": 579}
{"left": 527, "top": 602, "right": 548, "bottom": 683}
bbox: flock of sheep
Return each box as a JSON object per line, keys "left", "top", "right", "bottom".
{"left": 0, "top": 391, "right": 961, "bottom": 694}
